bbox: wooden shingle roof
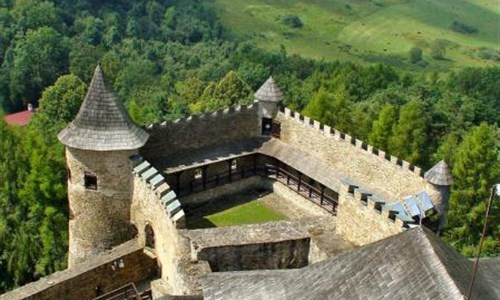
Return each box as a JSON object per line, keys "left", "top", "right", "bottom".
{"left": 202, "top": 228, "right": 497, "bottom": 300}
{"left": 58, "top": 65, "right": 148, "bottom": 151}
{"left": 424, "top": 160, "right": 453, "bottom": 186}
{"left": 255, "top": 77, "right": 284, "bottom": 102}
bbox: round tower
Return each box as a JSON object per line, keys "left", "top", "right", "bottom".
{"left": 255, "top": 76, "right": 284, "bottom": 135}
{"left": 58, "top": 65, "right": 149, "bottom": 266}
{"left": 424, "top": 160, "right": 453, "bottom": 234}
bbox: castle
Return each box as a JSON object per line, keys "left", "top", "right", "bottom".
{"left": 1, "top": 66, "right": 497, "bottom": 300}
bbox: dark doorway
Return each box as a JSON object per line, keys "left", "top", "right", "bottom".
{"left": 262, "top": 118, "right": 273, "bottom": 135}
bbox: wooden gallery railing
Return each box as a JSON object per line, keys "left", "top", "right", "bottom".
{"left": 176, "top": 163, "right": 338, "bottom": 214}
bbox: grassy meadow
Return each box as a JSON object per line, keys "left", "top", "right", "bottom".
{"left": 210, "top": 0, "right": 499, "bottom": 71}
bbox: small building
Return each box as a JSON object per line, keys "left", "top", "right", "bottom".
{"left": 3, "top": 104, "right": 34, "bottom": 126}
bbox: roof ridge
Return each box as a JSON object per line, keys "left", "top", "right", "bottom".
{"left": 419, "top": 228, "right": 471, "bottom": 299}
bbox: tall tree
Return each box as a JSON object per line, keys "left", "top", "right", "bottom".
{"left": 444, "top": 123, "right": 500, "bottom": 257}
{"left": 389, "top": 99, "right": 427, "bottom": 165}
{"left": 369, "top": 103, "right": 396, "bottom": 151}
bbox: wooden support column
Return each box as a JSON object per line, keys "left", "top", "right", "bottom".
{"left": 228, "top": 159, "right": 233, "bottom": 182}
{"left": 216, "top": 174, "right": 220, "bottom": 186}
{"left": 320, "top": 185, "right": 325, "bottom": 205}
{"left": 276, "top": 160, "right": 280, "bottom": 178}
{"left": 298, "top": 173, "right": 302, "bottom": 191}
{"left": 202, "top": 166, "right": 207, "bottom": 189}
{"left": 253, "top": 155, "right": 257, "bottom": 175}
{"left": 175, "top": 172, "right": 182, "bottom": 194}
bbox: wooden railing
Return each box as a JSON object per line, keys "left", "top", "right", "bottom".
{"left": 176, "top": 164, "right": 338, "bottom": 214}
{"left": 94, "top": 283, "right": 141, "bottom": 300}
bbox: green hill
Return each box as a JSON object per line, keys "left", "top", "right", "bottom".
{"left": 210, "top": 0, "right": 500, "bottom": 71}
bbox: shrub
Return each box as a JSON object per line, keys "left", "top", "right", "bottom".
{"left": 283, "top": 14, "right": 303, "bottom": 28}
{"left": 449, "top": 21, "right": 478, "bottom": 34}
{"left": 409, "top": 47, "right": 423, "bottom": 63}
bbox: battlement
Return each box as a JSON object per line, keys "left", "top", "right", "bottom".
{"left": 131, "top": 155, "right": 186, "bottom": 229}
{"left": 145, "top": 103, "right": 258, "bottom": 131}
{"left": 141, "top": 103, "right": 260, "bottom": 162}
{"left": 281, "top": 107, "right": 423, "bottom": 176}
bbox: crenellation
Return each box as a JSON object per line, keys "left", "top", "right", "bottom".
{"left": 313, "top": 119, "right": 321, "bottom": 130}
{"left": 323, "top": 125, "right": 331, "bottom": 135}
{"left": 355, "top": 139, "right": 363, "bottom": 149}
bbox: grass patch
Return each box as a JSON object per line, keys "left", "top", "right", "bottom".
{"left": 211, "top": 0, "right": 500, "bottom": 71}
{"left": 187, "top": 200, "right": 287, "bottom": 229}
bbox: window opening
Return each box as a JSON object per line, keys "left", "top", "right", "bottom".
{"left": 84, "top": 172, "right": 97, "bottom": 190}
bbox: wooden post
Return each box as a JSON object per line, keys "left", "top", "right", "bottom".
{"left": 253, "top": 155, "right": 257, "bottom": 175}
{"left": 298, "top": 173, "right": 302, "bottom": 191}
{"left": 228, "top": 159, "right": 232, "bottom": 182}
{"left": 320, "top": 185, "right": 325, "bottom": 205}
{"left": 176, "top": 172, "right": 182, "bottom": 193}
{"left": 309, "top": 186, "right": 313, "bottom": 198}
{"left": 202, "top": 166, "right": 207, "bottom": 189}
{"left": 216, "top": 174, "right": 220, "bottom": 186}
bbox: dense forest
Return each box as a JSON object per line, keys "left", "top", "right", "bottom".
{"left": 0, "top": 0, "right": 498, "bottom": 293}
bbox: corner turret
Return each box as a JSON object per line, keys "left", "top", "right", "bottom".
{"left": 424, "top": 160, "right": 453, "bottom": 233}
{"left": 255, "top": 77, "right": 284, "bottom": 135}
{"left": 59, "top": 65, "right": 149, "bottom": 266}
{"left": 255, "top": 76, "right": 284, "bottom": 119}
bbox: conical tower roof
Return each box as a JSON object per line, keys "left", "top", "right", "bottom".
{"left": 58, "top": 65, "right": 148, "bottom": 151}
{"left": 425, "top": 160, "right": 453, "bottom": 186}
{"left": 255, "top": 76, "right": 284, "bottom": 102}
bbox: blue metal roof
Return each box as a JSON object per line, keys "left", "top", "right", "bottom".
{"left": 416, "top": 191, "right": 434, "bottom": 211}
{"left": 404, "top": 196, "right": 421, "bottom": 217}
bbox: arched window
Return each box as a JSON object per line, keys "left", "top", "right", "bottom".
{"left": 145, "top": 224, "right": 155, "bottom": 249}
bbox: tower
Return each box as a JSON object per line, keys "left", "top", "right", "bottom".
{"left": 255, "top": 76, "right": 284, "bottom": 135}
{"left": 424, "top": 160, "right": 453, "bottom": 234}
{"left": 58, "top": 65, "right": 149, "bottom": 266}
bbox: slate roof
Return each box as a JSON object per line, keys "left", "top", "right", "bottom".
{"left": 202, "top": 227, "right": 497, "bottom": 300}
{"left": 254, "top": 77, "right": 284, "bottom": 102}
{"left": 58, "top": 65, "right": 148, "bottom": 151}
{"left": 424, "top": 160, "right": 453, "bottom": 186}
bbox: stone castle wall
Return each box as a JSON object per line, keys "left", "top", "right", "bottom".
{"left": 0, "top": 241, "right": 156, "bottom": 300}
{"left": 197, "top": 239, "right": 310, "bottom": 272}
{"left": 130, "top": 169, "right": 190, "bottom": 294}
{"left": 66, "top": 147, "right": 138, "bottom": 266}
{"left": 336, "top": 184, "right": 404, "bottom": 246}
{"left": 275, "top": 108, "right": 434, "bottom": 203}
{"left": 141, "top": 104, "right": 260, "bottom": 161}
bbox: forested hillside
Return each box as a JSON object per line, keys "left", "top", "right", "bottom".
{"left": 0, "top": 0, "right": 498, "bottom": 293}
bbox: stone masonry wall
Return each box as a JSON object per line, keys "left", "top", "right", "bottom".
{"left": 336, "top": 184, "right": 404, "bottom": 246}
{"left": 131, "top": 175, "right": 192, "bottom": 294}
{"left": 275, "top": 109, "right": 436, "bottom": 203}
{"left": 197, "top": 239, "right": 310, "bottom": 272}
{"left": 0, "top": 241, "right": 156, "bottom": 300}
{"left": 66, "top": 147, "right": 137, "bottom": 266}
{"left": 141, "top": 104, "right": 260, "bottom": 161}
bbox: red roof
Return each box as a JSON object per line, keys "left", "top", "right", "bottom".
{"left": 4, "top": 110, "right": 31, "bottom": 126}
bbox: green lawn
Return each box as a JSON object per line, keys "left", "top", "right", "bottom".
{"left": 187, "top": 200, "right": 287, "bottom": 229}
{"left": 211, "top": 0, "right": 499, "bottom": 71}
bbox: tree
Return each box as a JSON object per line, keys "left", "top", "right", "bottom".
{"left": 388, "top": 99, "right": 427, "bottom": 165}
{"left": 8, "top": 26, "right": 68, "bottom": 104}
{"left": 444, "top": 124, "right": 500, "bottom": 257}
{"left": 206, "top": 70, "right": 252, "bottom": 111}
{"left": 369, "top": 103, "right": 396, "bottom": 151}
{"left": 33, "top": 74, "right": 87, "bottom": 131}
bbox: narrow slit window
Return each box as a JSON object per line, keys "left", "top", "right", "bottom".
{"left": 84, "top": 172, "right": 97, "bottom": 190}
